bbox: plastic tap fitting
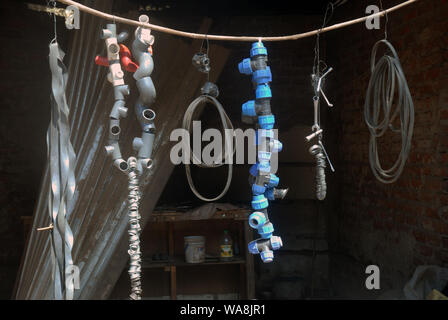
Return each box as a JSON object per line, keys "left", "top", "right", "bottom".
{"left": 258, "top": 152, "right": 272, "bottom": 166}
{"left": 255, "top": 130, "right": 283, "bottom": 153}
{"left": 252, "top": 172, "right": 278, "bottom": 196}
{"left": 248, "top": 211, "right": 274, "bottom": 238}
{"left": 238, "top": 42, "right": 272, "bottom": 85}
{"left": 241, "top": 81, "right": 272, "bottom": 124}
{"left": 250, "top": 171, "right": 280, "bottom": 188}
{"left": 259, "top": 115, "right": 275, "bottom": 129}
{"left": 251, "top": 194, "right": 269, "bottom": 210}
{"left": 248, "top": 211, "right": 267, "bottom": 229}
{"left": 248, "top": 236, "right": 283, "bottom": 263}
{"left": 241, "top": 99, "right": 271, "bottom": 117}
{"left": 257, "top": 221, "right": 274, "bottom": 239}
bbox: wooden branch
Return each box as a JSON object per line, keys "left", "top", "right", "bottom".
{"left": 56, "top": 0, "right": 419, "bottom": 42}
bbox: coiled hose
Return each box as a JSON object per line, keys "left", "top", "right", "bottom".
{"left": 183, "top": 95, "right": 234, "bottom": 202}
{"left": 364, "top": 39, "right": 414, "bottom": 184}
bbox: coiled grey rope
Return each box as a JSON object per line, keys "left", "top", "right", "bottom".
{"left": 127, "top": 157, "right": 142, "bottom": 300}
{"left": 183, "top": 95, "right": 234, "bottom": 202}
{"left": 364, "top": 39, "right": 414, "bottom": 184}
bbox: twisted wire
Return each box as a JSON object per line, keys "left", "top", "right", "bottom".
{"left": 127, "top": 158, "right": 142, "bottom": 300}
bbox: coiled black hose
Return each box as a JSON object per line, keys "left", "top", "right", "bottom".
{"left": 364, "top": 39, "right": 414, "bottom": 184}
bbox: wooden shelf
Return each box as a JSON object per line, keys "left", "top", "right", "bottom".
{"left": 142, "top": 256, "right": 246, "bottom": 269}
{"left": 140, "top": 205, "right": 255, "bottom": 300}
{"left": 150, "top": 208, "right": 250, "bottom": 222}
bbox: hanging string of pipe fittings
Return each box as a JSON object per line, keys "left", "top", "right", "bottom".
{"left": 55, "top": 0, "right": 419, "bottom": 42}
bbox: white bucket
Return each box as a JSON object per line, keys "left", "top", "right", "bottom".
{"left": 184, "top": 236, "right": 205, "bottom": 263}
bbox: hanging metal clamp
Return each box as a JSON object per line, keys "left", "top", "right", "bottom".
{"left": 313, "top": 67, "right": 334, "bottom": 107}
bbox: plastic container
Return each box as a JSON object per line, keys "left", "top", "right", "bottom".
{"left": 220, "top": 230, "right": 234, "bottom": 261}
{"left": 184, "top": 236, "right": 205, "bottom": 263}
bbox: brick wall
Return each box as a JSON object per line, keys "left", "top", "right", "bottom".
{"left": 328, "top": 0, "right": 448, "bottom": 297}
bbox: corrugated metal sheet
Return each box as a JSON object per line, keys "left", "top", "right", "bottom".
{"left": 15, "top": 0, "right": 229, "bottom": 299}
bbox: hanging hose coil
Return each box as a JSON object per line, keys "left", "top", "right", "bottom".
{"left": 364, "top": 39, "right": 414, "bottom": 184}
{"left": 182, "top": 94, "right": 234, "bottom": 202}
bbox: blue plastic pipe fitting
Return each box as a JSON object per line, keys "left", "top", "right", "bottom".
{"left": 248, "top": 236, "right": 283, "bottom": 263}
{"left": 239, "top": 41, "right": 288, "bottom": 263}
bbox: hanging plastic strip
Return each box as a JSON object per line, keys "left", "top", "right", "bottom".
{"left": 95, "top": 15, "right": 156, "bottom": 300}
{"left": 47, "top": 41, "right": 77, "bottom": 300}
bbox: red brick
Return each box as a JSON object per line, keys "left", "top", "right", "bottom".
{"left": 416, "top": 243, "right": 433, "bottom": 257}
{"left": 443, "top": 238, "right": 448, "bottom": 249}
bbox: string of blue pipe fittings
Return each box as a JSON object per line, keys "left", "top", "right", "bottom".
{"left": 238, "top": 41, "right": 287, "bottom": 263}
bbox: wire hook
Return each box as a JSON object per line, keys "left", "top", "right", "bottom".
{"left": 379, "top": 0, "right": 388, "bottom": 40}
{"left": 48, "top": 0, "right": 58, "bottom": 43}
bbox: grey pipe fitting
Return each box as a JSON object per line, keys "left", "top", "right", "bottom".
{"left": 132, "top": 15, "right": 154, "bottom": 81}
{"left": 105, "top": 142, "right": 128, "bottom": 172}
{"left": 133, "top": 131, "right": 155, "bottom": 174}
{"left": 117, "top": 31, "right": 129, "bottom": 43}
{"left": 105, "top": 141, "right": 121, "bottom": 159}
{"left": 114, "top": 158, "right": 129, "bottom": 172}
{"left": 201, "top": 82, "right": 219, "bottom": 98}
{"left": 101, "top": 24, "right": 115, "bottom": 39}
{"left": 110, "top": 100, "right": 128, "bottom": 120}
{"left": 109, "top": 119, "right": 121, "bottom": 140}
{"left": 136, "top": 108, "right": 155, "bottom": 132}
{"left": 134, "top": 131, "right": 155, "bottom": 158}
{"left": 135, "top": 77, "right": 156, "bottom": 106}
{"left": 134, "top": 54, "right": 154, "bottom": 81}
{"left": 114, "top": 85, "right": 130, "bottom": 100}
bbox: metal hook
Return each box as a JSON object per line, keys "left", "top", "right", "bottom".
{"left": 320, "top": 89, "right": 333, "bottom": 107}
{"left": 317, "top": 67, "right": 333, "bottom": 92}
{"left": 48, "top": 0, "right": 57, "bottom": 43}
{"left": 316, "top": 67, "right": 334, "bottom": 107}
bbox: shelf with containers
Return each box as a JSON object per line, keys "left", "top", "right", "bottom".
{"left": 109, "top": 206, "right": 255, "bottom": 300}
